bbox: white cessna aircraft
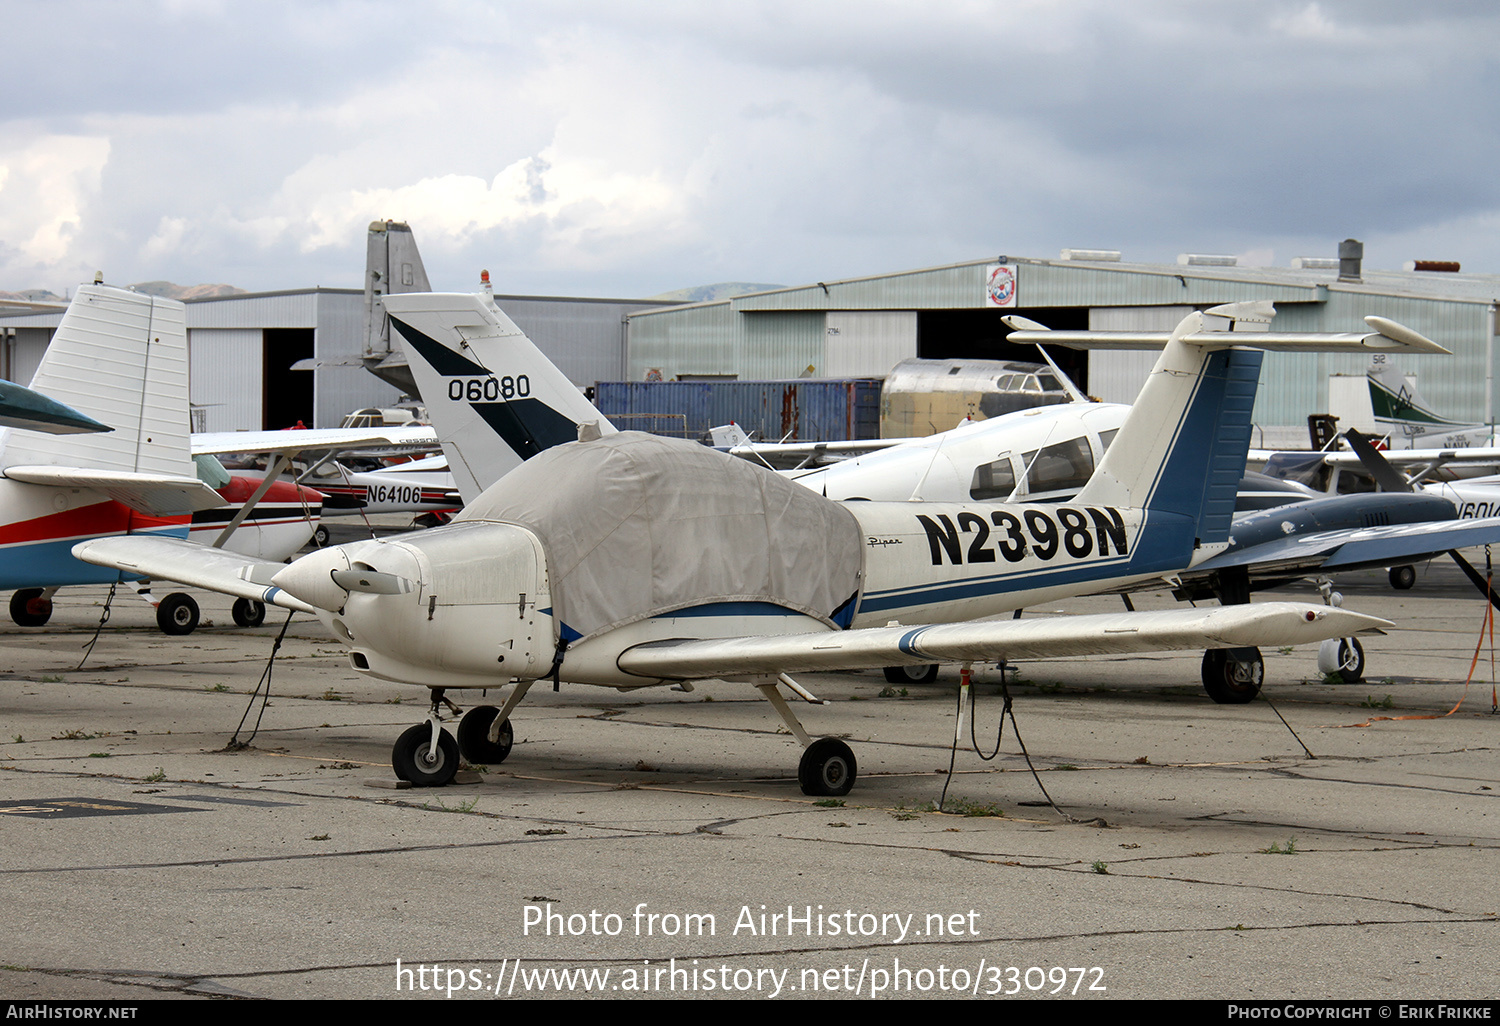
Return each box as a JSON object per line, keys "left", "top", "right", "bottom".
{"left": 74, "top": 291, "right": 1435, "bottom": 795}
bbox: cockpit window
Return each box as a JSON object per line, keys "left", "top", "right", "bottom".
{"left": 1020, "top": 437, "right": 1094, "bottom": 493}
{"left": 970, "top": 456, "right": 1017, "bottom": 500}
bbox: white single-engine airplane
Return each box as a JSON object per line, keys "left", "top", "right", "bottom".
{"left": 75, "top": 292, "right": 1440, "bottom": 795}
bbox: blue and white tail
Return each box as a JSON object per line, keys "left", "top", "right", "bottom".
{"left": 381, "top": 291, "right": 616, "bottom": 503}
{"left": 1009, "top": 304, "right": 1448, "bottom": 558}
{"left": 0, "top": 284, "right": 195, "bottom": 479}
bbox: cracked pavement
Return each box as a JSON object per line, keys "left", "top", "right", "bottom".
{"left": 0, "top": 559, "right": 1494, "bottom": 1000}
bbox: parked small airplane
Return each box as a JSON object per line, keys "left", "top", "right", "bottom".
{"left": 0, "top": 284, "right": 225, "bottom": 630}
{"left": 76, "top": 295, "right": 1434, "bottom": 794}
{"left": 0, "top": 284, "right": 336, "bottom": 633}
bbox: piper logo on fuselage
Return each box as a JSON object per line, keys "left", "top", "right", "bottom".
{"left": 917, "top": 507, "right": 1129, "bottom": 566}
{"left": 447, "top": 375, "right": 531, "bottom": 402}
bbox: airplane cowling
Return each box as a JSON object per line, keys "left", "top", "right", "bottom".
{"left": 279, "top": 523, "right": 555, "bottom": 688}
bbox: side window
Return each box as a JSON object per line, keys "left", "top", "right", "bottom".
{"left": 970, "top": 455, "right": 1017, "bottom": 500}
{"left": 1097, "top": 428, "right": 1118, "bottom": 452}
{"left": 1020, "top": 437, "right": 1095, "bottom": 493}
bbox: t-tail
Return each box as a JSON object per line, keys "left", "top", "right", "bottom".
{"left": 381, "top": 291, "right": 617, "bottom": 502}
{"left": 0, "top": 284, "right": 196, "bottom": 480}
{"left": 1006, "top": 303, "right": 1449, "bottom": 567}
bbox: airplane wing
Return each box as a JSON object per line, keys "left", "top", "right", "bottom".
{"left": 3, "top": 466, "right": 225, "bottom": 515}
{"left": 70, "top": 536, "right": 320, "bottom": 614}
{"left": 1188, "top": 515, "right": 1500, "bottom": 577}
{"left": 192, "top": 426, "right": 438, "bottom": 457}
{"left": 615, "top": 603, "right": 1387, "bottom": 679}
{"left": 0, "top": 379, "right": 111, "bottom": 434}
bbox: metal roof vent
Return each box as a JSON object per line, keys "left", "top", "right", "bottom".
{"left": 1291, "top": 257, "right": 1338, "bottom": 269}
{"left": 1058, "top": 249, "right": 1121, "bottom": 261}
{"left": 1404, "top": 260, "right": 1461, "bottom": 273}
{"left": 1177, "top": 253, "right": 1237, "bottom": 267}
{"left": 1338, "top": 238, "right": 1363, "bottom": 282}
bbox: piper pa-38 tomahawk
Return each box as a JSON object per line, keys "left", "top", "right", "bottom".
{"left": 75, "top": 293, "right": 1438, "bottom": 796}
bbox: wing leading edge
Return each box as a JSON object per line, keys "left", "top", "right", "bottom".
{"left": 615, "top": 603, "right": 1388, "bottom": 680}
{"left": 71, "top": 536, "right": 319, "bottom": 614}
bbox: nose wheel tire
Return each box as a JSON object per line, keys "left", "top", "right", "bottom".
{"left": 1317, "top": 637, "right": 1365, "bottom": 683}
{"left": 313, "top": 525, "right": 331, "bottom": 548}
{"left": 392, "top": 724, "right": 460, "bottom": 787}
{"left": 10, "top": 589, "right": 53, "bottom": 627}
{"left": 231, "top": 598, "right": 266, "bottom": 627}
{"left": 457, "top": 705, "right": 514, "bottom": 765}
{"left": 156, "top": 593, "right": 200, "bottom": 635}
{"left": 798, "top": 738, "right": 857, "bottom": 797}
{"left": 1201, "top": 647, "right": 1263, "bottom": 704}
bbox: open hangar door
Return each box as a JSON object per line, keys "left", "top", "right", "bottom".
{"left": 917, "top": 307, "right": 1090, "bottom": 394}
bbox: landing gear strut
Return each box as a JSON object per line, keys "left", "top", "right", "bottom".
{"left": 391, "top": 688, "right": 461, "bottom": 786}
{"left": 756, "top": 674, "right": 859, "bottom": 796}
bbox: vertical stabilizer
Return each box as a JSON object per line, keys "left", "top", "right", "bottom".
{"left": 382, "top": 291, "right": 617, "bottom": 503}
{"left": 1072, "top": 311, "right": 1262, "bottom": 549}
{"left": 0, "top": 285, "right": 194, "bottom": 478}
{"left": 364, "top": 220, "right": 433, "bottom": 367}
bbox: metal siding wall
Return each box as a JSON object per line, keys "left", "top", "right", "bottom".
{"left": 189, "top": 328, "right": 262, "bottom": 433}
{"left": 823, "top": 311, "right": 917, "bottom": 377}
{"left": 1256, "top": 295, "right": 1492, "bottom": 428}
{"left": 186, "top": 293, "right": 326, "bottom": 329}
{"left": 502, "top": 298, "right": 629, "bottom": 385}
{"left": 627, "top": 304, "right": 737, "bottom": 380}
{"left": 9, "top": 328, "right": 51, "bottom": 386}
{"left": 1086, "top": 307, "right": 1192, "bottom": 404}
{"left": 315, "top": 294, "right": 402, "bottom": 428}
{"left": 738, "top": 312, "right": 825, "bottom": 379}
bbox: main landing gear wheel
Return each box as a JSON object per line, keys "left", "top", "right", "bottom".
{"left": 1389, "top": 565, "right": 1416, "bottom": 590}
{"left": 392, "top": 724, "right": 460, "bottom": 786}
{"left": 1317, "top": 637, "right": 1365, "bottom": 683}
{"left": 313, "top": 525, "right": 331, "bottom": 548}
{"left": 457, "top": 705, "right": 513, "bottom": 764}
{"left": 798, "top": 738, "right": 857, "bottom": 797}
{"left": 10, "top": 589, "right": 53, "bottom": 627}
{"left": 231, "top": 598, "right": 266, "bottom": 628}
{"left": 1201, "top": 647, "right": 1264, "bottom": 704}
{"left": 156, "top": 593, "right": 200, "bottom": 635}
{"left": 883, "top": 664, "right": 939, "bottom": 685}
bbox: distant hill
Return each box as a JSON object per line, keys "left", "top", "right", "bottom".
{"left": 123, "top": 281, "right": 247, "bottom": 300}
{"left": 0, "top": 281, "right": 246, "bottom": 304}
{"left": 647, "top": 282, "right": 786, "bottom": 303}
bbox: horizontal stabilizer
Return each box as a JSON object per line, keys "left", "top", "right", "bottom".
{"left": 616, "top": 602, "right": 1389, "bottom": 679}
{"left": 4, "top": 466, "right": 224, "bottom": 515}
{"left": 193, "top": 426, "right": 437, "bottom": 457}
{"left": 71, "top": 536, "right": 319, "bottom": 613}
{"left": 1007, "top": 315, "right": 1447, "bottom": 355}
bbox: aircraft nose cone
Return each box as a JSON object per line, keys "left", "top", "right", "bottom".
{"left": 271, "top": 547, "right": 353, "bottom": 612}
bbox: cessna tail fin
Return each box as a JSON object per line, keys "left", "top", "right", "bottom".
{"left": 382, "top": 291, "right": 617, "bottom": 503}
{"left": 0, "top": 284, "right": 195, "bottom": 479}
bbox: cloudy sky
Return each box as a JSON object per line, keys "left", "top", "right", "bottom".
{"left": 4, "top": 0, "right": 1498, "bottom": 298}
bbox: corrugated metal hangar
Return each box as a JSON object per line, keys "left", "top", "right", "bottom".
{"left": 624, "top": 243, "right": 1500, "bottom": 444}
{"left": 0, "top": 284, "right": 662, "bottom": 432}
{"left": 3, "top": 237, "right": 1496, "bottom": 444}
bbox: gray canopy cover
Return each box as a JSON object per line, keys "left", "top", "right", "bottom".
{"left": 456, "top": 432, "right": 865, "bottom": 643}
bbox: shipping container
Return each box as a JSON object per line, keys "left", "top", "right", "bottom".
{"left": 593, "top": 379, "right": 882, "bottom": 443}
